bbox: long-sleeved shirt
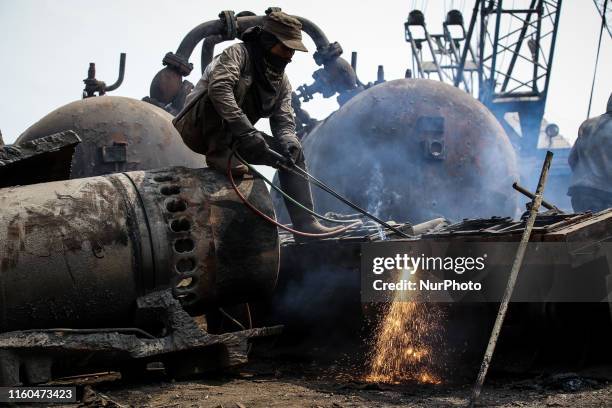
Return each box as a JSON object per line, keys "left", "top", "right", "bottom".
{"left": 176, "top": 43, "right": 297, "bottom": 155}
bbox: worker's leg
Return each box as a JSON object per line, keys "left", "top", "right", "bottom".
{"left": 267, "top": 136, "right": 345, "bottom": 237}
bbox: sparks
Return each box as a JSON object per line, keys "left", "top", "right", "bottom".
{"left": 365, "top": 268, "right": 445, "bottom": 385}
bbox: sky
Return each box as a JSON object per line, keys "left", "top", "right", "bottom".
{"left": 0, "top": 0, "right": 610, "bottom": 146}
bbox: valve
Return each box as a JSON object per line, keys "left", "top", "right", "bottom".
{"left": 313, "top": 42, "right": 343, "bottom": 66}
{"left": 82, "top": 53, "right": 126, "bottom": 98}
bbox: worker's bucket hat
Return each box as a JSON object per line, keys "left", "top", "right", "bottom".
{"left": 263, "top": 11, "right": 308, "bottom": 52}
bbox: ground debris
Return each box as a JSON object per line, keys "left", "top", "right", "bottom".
{"left": 545, "top": 373, "right": 600, "bottom": 392}
{"left": 509, "top": 372, "right": 602, "bottom": 393}
{"left": 51, "top": 361, "right": 612, "bottom": 408}
{"left": 80, "top": 385, "right": 130, "bottom": 408}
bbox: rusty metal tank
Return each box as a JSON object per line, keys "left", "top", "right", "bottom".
{"left": 0, "top": 167, "right": 278, "bottom": 332}
{"left": 15, "top": 96, "right": 205, "bottom": 179}
{"left": 275, "top": 79, "right": 519, "bottom": 224}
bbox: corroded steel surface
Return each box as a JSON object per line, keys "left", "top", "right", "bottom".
{"left": 273, "top": 79, "right": 519, "bottom": 225}
{"left": 0, "top": 167, "right": 278, "bottom": 332}
{"left": 0, "top": 173, "right": 140, "bottom": 331}
{"left": 134, "top": 166, "right": 280, "bottom": 314}
{"left": 15, "top": 96, "right": 205, "bottom": 179}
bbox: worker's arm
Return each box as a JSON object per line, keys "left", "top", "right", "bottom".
{"left": 208, "top": 45, "right": 256, "bottom": 138}
{"left": 270, "top": 78, "right": 300, "bottom": 157}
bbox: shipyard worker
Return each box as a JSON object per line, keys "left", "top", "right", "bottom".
{"left": 174, "top": 11, "right": 343, "bottom": 237}
{"left": 567, "top": 92, "right": 612, "bottom": 212}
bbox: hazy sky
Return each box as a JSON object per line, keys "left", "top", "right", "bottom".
{"left": 0, "top": 0, "right": 610, "bottom": 145}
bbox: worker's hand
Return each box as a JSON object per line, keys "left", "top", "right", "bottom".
{"left": 265, "top": 147, "right": 294, "bottom": 169}
{"left": 234, "top": 131, "right": 269, "bottom": 159}
{"left": 278, "top": 135, "right": 301, "bottom": 163}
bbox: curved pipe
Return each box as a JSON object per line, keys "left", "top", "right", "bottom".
{"left": 201, "top": 35, "right": 223, "bottom": 75}
{"left": 105, "top": 52, "right": 126, "bottom": 92}
{"left": 294, "top": 16, "right": 330, "bottom": 48}
{"left": 148, "top": 12, "right": 348, "bottom": 110}
{"left": 175, "top": 19, "right": 226, "bottom": 61}
{"left": 175, "top": 14, "right": 332, "bottom": 66}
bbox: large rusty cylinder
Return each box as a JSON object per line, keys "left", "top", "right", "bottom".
{"left": 0, "top": 167, "right": 279, "bottom": 332}
{"left": 272, "top": 79, "right": 519, "bottom": 225}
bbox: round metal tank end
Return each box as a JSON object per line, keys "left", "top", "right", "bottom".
{"left": 275, "top": 79, "right": 518, "bottom": 224}
{"left": 16, "top": 96, "right": 205, "bottom": 179}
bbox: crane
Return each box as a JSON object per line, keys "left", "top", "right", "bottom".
{"left": 405, "top": 0, "right": 563, "bottom": 156}
{"left": 403, "top": 0, "right": 588, "bottom": 208}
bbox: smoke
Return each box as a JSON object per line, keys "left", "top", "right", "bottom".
{"left": 366, "top": 161, "right": 387, "bottom": 240}
{"left": 365, "top": 161, "right": 384, "bottom": 216}
{"left": 501, "top": 112, "right": 574, "bottom": 213}
{"left": 515, "top": 153, "right": 574, "bottom": 213}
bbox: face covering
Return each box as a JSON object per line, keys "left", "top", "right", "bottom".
{"left": 241, "top": 27, "right": 288, "bottom": 117}
{"left": 260, "top": 30, "right": 291, "bottom": 72}
{"left": 264, "top": 52, "right": 291, "bottom": 72}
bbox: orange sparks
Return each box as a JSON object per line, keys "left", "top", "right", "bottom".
{"left": 365, "top": 269, "right": 444, "bottom": 385}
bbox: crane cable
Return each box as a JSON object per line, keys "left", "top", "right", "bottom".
{"left": 587, "top": 0, "right": 608, "bottom": 118}
{"left": 227, "top": 150, "right": 361, "bottom": 238}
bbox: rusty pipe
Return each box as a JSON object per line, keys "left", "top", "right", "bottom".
{"left": 82, "top": 53, "right": 126, "bottom": 98}
{"left": 104, "top": 52, "right": 126, "bottom": 92}
{"left": 175, "top": 19, "right": 226, "bottom": 63}
{"left": 294, "top": 16, "right": 331, "bottom": 47}
{"left": 149, "top": 18, "right": 235, "bottom": 104}
{"left": 175, "top": 14, "right": 331, "bottom": 64}
{"left": 149, "top": 11, "right": 354, "bottom": 108}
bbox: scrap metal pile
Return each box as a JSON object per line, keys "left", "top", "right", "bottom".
{"left": 0, "top": 143, "right": 281, "bottom": 386}
{"left": 272, "top": 208, "right": 612, "bottom": 384}
{"left": 0, "top": 7, "right": 610, "bottom": 402}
